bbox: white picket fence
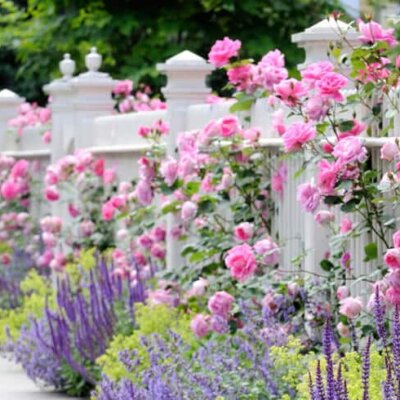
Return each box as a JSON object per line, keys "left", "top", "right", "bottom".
{"left": 0, "top": 18, "right": 397, "bottom": 286}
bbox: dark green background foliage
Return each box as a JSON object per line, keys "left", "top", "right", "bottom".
{"left": 0, "top": 0, "right": 341, "bottom": 102}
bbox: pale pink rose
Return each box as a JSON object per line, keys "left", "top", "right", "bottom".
{"left": 380, "top": 140, "right": 399, "bottom": 161}
{"left": 187, "top": 278, "right": 208, "bottom": 297}
{"left": 260, "top": 49, "right": 285, "bottom": 68}
{"left": 200, "top": 173, "right": 214, "bottom": 193}
{"left": 49, "top": 252, "right": 67, "bottom": 271}
{"left": 304, "top": 96, "right": 330, "bottom": 121}
{"left": 178, "top": 131, "right": 198, "bottom": 156}
{"left": 358, "top": 20, "right": 396, "bottom": 47}
{"left": 43, "top": 232, "right": 57, "bottom": 248}
{"left": 339, "top": 218, "right": 352, "bottom": 234}
{"left": 181, "top": 201, "right": 198, "bottom": 221}
{"left": 297, "top": 183, "right": 320, "bottom": 213}
{"left": 315, "top": 72, "right": 348, "bottom": 101}
{"left": 148, "top": 289, "right": 178, "bottom": 307}
{"left": 118, "top": 181, "right": 133, "bottom": 194}
{"left": 386, "top": 270, "right": 400, "bottom": 291}
{"left": 208, "top": 291, "right": 234, "bottom": 317}
{"left": 150, "top": 243, "right": 165, "bottom": 260}
{"left": 385, "top": 286, "right": 400, "bottom": 306}
{"left": 282, "top": 122, "right": 316, "bottom": 152}
{"left": 254, "top": 238, "right": 280, "bottom": 265}
{"left": 337, "top": 322, "right": 350, "bottom": 337}
{"left": 102, "top": 201, "right": 115, "bottom": 221}
{"left": 199, "top": 120, "right": 220, "bottom": 145}
{"left": 301, "top": 61, "right": 334, "bottom": 87}
{"left": 116, "top": 229, "right": 129, "bottom": 241}
{"left": 11, "top": 160, "right": 29, "bottom": 179}
{"left": 217, "top": 167, "right": 234, "bottom": 191}
{"left": 44, "top": 186, "right": 60, "bottom": 202}
{"left": 113, "top": 79, "right": 133, "bottom": 96}
{"left": 393, "top": 230, "right": 400, "bottom": 248}
{"left": 135, "top": 179, "right": 153, "bottom": 206}
{"left": 225, "top": 243, "right": 257, "bottom": 282}
{"left": 16, "top": 212, "right": 29, "bottom": 225}
{"left": 384, "top": 248, "right": 400, "bottom": 270}
{"left": 314, "top": 210, "right": 335, "bottom": 225}
{"left": 337, "top": 286, "right": 350, "bottom": 301}
{"left": 234, "top": 222, "right": 254, "bottom": 242}
{"left": 43, "top": 130, "right": 52, "bottom": 144}
{"left": 38, "top": 107, "right": 51, "bottom": 124}
{"left": 332, "top": 137, "right": 367, "bottom": 165}
{"left": 1, "top": 180, "right": 19, "bottom": 200}
{"left": 339, "top": 297, "right": 363, "bottom": 318}
{"left": 272, "top": 109, "right": 286, "bottom": 135}
{"left": 259, "top": 65, "right": 288, "bottom": 89}
{"left": 242, "top": 127, "right": 260, "bottom": 142}
{"left": 273, "top": 78, "right": 306, "bottom": 106}
{"left": 79, "top": 220, "right": 95, "bottom": 237}
{"left": 153, "top": 119, "right": 169, "bottom": 135}
{"left": 160, "top": 158, "right": 179, "bottom": 186}
{"left": 219, "top": 115, "right": 240, "bottom": 137}
{"left": 103, "top": 168, "right": 116, "bottom": 184}
{"left": 190, "top": 314, "right": 210, "bottom": 337}
{"left": 208, "top": 37, "right": 241, "bottom": 67}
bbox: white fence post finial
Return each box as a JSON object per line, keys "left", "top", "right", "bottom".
{"left": 292, "top": 17, "right": 359, "bottom": 70}
{"left": 71, "top": 47, "right": 115, "bottom": 149}
{"left": 157, "top": 50, "right": 214, "bottom": 270}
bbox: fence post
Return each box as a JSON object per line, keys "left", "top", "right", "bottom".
{"left": 292, "top": 18, "right": 358, "bottom": 273}
{"left": 0, "top": 89, "right": 24, "bottom": 150}
{"left": 157, "top": 50, "right": 213, "bottom": 269}
{"left": 43, "top": 54, "right": 76, "bottom": 162}
{"left": 71, "top": 47, "right": 115, "bottom": 150}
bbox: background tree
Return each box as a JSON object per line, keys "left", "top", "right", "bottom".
{"left": 0, "top": 0, "right": 342, "bottom": 102}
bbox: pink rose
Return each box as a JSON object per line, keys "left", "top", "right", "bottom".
{"left": 384, "top": 248, "right": 400, "bottom": 270}
{"left": 393, "top": 230, "right": 400, "bottom": 248}
{"left": 273, "top": 78, "right": 306, "bottom": 106}
{"left": 386, "top": 286, "right": 400, "bottom": 306}
{"left": 225, "top": 243, "right": 257, "bottom": 282}
{"left": 150, "top": 243, "right": 165, "bottom": 260}
{"left": 44, "top": 186, "right": 60, "bottom": 202}
{"left": 208, "top": 291, "right": 234, "bottom": 317}
{"left": 260, "top": 49, "right": 285, "bottom": 68}
{"left": 297, "top": 183, "right": 320, "bottom": 213}
{"left": 339, "top": 297, "right": 363, "bottom": 319}
{"left": 219, "top": 115, "right": 240, "bottom": 137}
{"left": 43, "top": 131, "right": 52, "bottom": 144}
{"left": 187, "top": 278, "right": 208, "bottom": 298}
{"left": 79, "top": 220, "right": 95, "bottom": 237}
{"left": 332, "top": 137, "right": 367, "bottom": 165}
{"left": 190, "top": 314, "right": 210, "bottom": 337}
{"left": 113, "top": 79, "right": 133, "bottom": 96}
{"left": 1, "top": 180, "right": 19, "bottom": 200}
{"left": 316, "top": 72, "right": 348, "bottom": 101}
{"left": 271, "top": 163, "right": 287, "bottom": 196}
{"left": 68, "top": 203, "right": 80, "bottom": 218}
{"left": 282, "top": 122, "right": 316, "bottom": 152}
{"left": 242, "top": 127, "right": 260, "bottom": 142}
{"left": 301, "top": 61, "right": 334, "bottom": 87}
{"left": 386, "top": 270, "right": 400, "bottom": 291}
{"left": 208, "top": 37, "right": 241, "bottom": 67}
{"left": 234, "top": 222, "right": 254, "bottom": 242}
{"left": 336, "top": 286, "right": 350, "bottom": 301}
{"left": 358, "top": 20, "right": 396, "bottom": 47}
{"left": 148, "top": 289, "right": 178, "bottom": 307}
{"left": 102, "top": 201, "right": 115, "bottom": 221}
{"left": 254, "top": 238, "right": 280, "bottom": 266}
{"left": 151, "top": 225, "right": 166, "bottom": 242}
{"left": 314, "top": 210, "right": 335, "bottom": 225}
{"left": 11, "top": 160, "right": 29, "bottom": 179}
{"left": 272, "top": 109, "right": 286, "bottom": 135}
{"left": 135, "top": 179, "right": 153, "bottom": 206}
{"left": 304, "top": 96, "right": 330, "bottom": 121}
{"left": 317, "top": 159, "right": 338, "bottom": 195}
{"left": 138, "top": 234, "right": 153, "bottom": 249}
{"left": 380, "top": 140, "right": 399, "bottom": 161}
{"left": 160, "top": 158, "right": 179, "bottom": 186}
{"left": 227, "top": 65, "right": 252, "bottom": 90}
{"left": 181, "top": 201, "right": 198, "bottom": 221}
{"left": 103, "top": 168, "right": 116, "bottom": 185}
{"left": 340, "top": 217, "right": 352, "bottom": 234}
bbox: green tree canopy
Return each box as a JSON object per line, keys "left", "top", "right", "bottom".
{"left": 0, "top": 0, "right": 342, "bottom": 102}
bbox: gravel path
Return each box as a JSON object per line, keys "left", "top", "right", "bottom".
{"left": 0, "top": 357, "right": 80, "bottom": 400}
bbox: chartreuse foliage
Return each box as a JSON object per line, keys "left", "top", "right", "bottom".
{"left": 0, "top": 270, "right": 53, "bottom": 344}
{"left": 97, "top": 303, "right": 194, "bottom": 382}
{"left": 296, "top": 346, "right": 386, "bottom": 400}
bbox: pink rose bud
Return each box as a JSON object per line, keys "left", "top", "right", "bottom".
{"left": 337, "top": 322, "right": 350, "bottom": 337}
{"left": 44, "top": 185, "right": 60, "bottom": 202}
{"left": 339, "top": 297, "right": 363, "bottom": 319}
{"left": 102, "top": 201, "right": 115, "bottom": 221}
{"left": 181, "top": 201, "right": 198, "bottom": 221}
{"left": 208, "top": 291, "right": 234, "bottom": 317}
{"left": 234, "top": 222, "right": 254, "bottom": 242}
{"left": 380, "top": 140, "right": 399, "bottom": 161}
{"left": 190, "top": 314, "right": 210, "bottom": 337}
{"left": 314, "top": 210, "right": 335, "bottom": 225}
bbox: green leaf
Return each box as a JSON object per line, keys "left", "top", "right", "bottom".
{"left": 320, "top": 259, "right": 335, "bottom": 272}
{"left": 364, "top": 242, "right": 378, "bottom": 262}
{"left": 230, "top": 99, "right": 254, "bottom": 113}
